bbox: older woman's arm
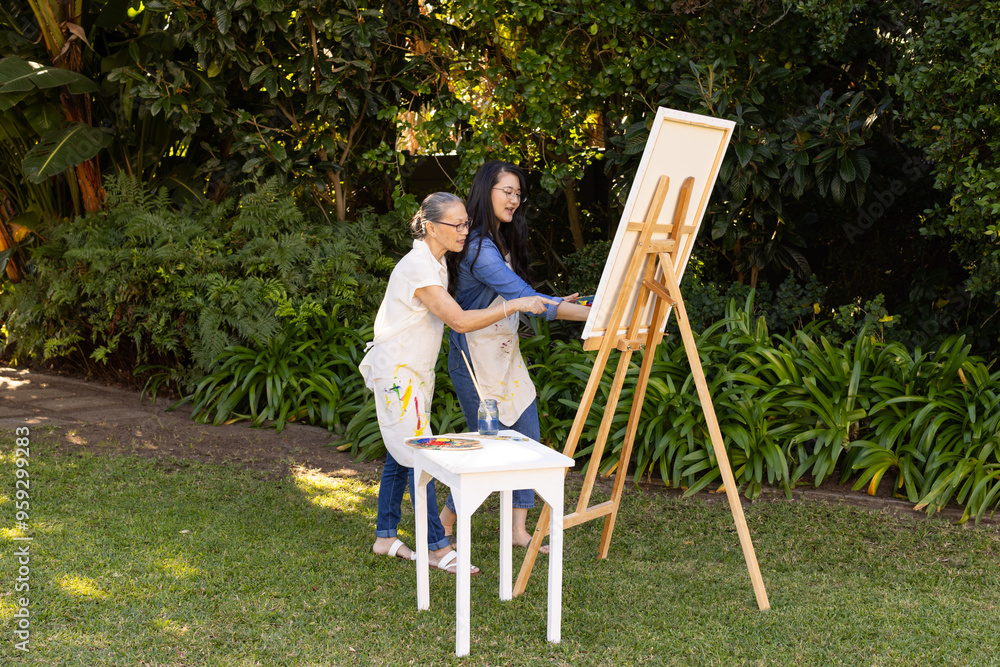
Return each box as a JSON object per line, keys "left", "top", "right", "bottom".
{"left": 414, "top": 285, "right": 557, "bottom": 334}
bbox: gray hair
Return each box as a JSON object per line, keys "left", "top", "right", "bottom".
{"left": 410, "top": 192, "right": 464, "bottom": 238}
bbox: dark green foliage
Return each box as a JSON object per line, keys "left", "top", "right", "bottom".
{"left": 891, "top": 0, "right": 1000, "bottom": 302}
{"left": 0, "top": 175, "right": 408, "bottom": 384}
{"left": 436, "top": 292, "right": 1000, "bottom": 523}
{"left": 562, "top": 240, "right": 612, "bottom": 296}
{"left": 125, "top": 0, "right": 441, "bottom": 216}
{"left": 182, "top": 308, "right": 372, "bottom": 432}
{"left": 678, "top": 270, "right": 829, "bottom": 335}
{"left": 5, "top": 0, "right": 999, "bottom": 352}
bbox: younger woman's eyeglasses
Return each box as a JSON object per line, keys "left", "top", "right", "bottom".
{"left": 493, "top": 187, "right": 526, "bottom": 203}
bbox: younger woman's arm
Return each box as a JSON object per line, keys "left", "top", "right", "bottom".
{"left": 469, "top": 238, "right": 590, "bottom": 322}
{"left": 556, "top": 296, "right": 590, "bottom": 321}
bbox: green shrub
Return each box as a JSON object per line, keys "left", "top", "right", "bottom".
{"left": 562, "top": 240, "right": 612, "bottom": 296}
{"left": 677, "top": 270, "right": 828, "bottom": 334}
{"left": 179, "top": 305, "right": 370, "bottom": 431}
{"left": 0, "top": 174, "right": 411, "bottom": 387}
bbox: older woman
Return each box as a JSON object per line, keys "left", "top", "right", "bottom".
{"left": 360, "top": 191, "right": 555, "bottom": 574}
{"left": 440, "top": 161, "right": 591, "bottom": 550}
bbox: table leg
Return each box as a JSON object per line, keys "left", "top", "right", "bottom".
{"left": 499, "top": 489, "right": 512, "bottom": 600}
{"left": 536, "top": 477, "right": 564, "bottom": 644}
{"left": 415, "top": 467, "right": 432, "bottom": 611}
{"left": 455, "top": 493, "right": 472, "bottom": 657}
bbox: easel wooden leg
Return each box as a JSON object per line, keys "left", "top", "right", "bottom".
{"left": 515, "top": 340, "right": 617, "bottom": 598}
{"left": 576, "top": 346, "right": 634, "bottom": 514}
{"left": 515, "top": 503, "right": 549, "bottom": 596}
{"left": 598, "top": 286, "right": 671, "bottom": 559}
{"left": 661, "top": 260, "right": 771, "bottom": 611}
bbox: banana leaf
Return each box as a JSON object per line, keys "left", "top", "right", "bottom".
{"left": 0, "top": 56, "right": 98, "bottom": 110}
{"left": 22, "top": 123, "right": 113, "bottom": 183}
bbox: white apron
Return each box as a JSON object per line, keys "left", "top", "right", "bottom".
{"left": 465, "top": 295, "right": 535, "bottom": 426}
{"left": 358, "top": 240, "right": 446, "bottom": 467}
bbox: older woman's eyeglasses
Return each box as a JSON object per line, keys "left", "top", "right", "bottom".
{"left": 432, "top": 218, "right": 471, "bottom": 232}
{"left": 493, "top": 187, "right": 525, "bottom": 203}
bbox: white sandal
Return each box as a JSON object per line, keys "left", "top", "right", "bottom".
{"left": 374, "top": 538, "right": 416, "bottom": 561}
{"left": 435, "top": 550, "right": 480, "bottom": 576}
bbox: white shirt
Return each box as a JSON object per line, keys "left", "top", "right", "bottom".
{"left": 358, "top": 239, "right": 447, "bottom": 466}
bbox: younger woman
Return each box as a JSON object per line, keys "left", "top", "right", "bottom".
{"left": 440, "top": 161, "right": 591, "bottom": 549}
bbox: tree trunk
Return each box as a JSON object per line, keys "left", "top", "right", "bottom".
{"left": 316, "top": 146, "right": 346, "bottom": 223}
{"left": 29, "top": 0, "right": 105, "bottom": 213}
{"left": 563, "top": 180, "right": 585, "bottom": 250}
{"left": 75, "top": 159, "right": 104, "bottom": 213}
{"left": 334, "top": 176, "right": 346, "bottom": 223}
{"left": 0, "top": 199, "right": 25, "bottom": 282}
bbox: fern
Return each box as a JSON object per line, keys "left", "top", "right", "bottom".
{"left": 1, "top": 174, "right": 411, "bottom": 388}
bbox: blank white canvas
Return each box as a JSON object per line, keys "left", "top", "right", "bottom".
{"left": 582, "top": 107, "right": 735, "bottom": 344}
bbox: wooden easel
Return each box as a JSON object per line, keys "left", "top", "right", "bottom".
{"left": 514, "top": 174, "right": 770, "bottom": 611}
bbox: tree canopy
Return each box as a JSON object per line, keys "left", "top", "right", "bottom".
{"left": 2, "top": 0, "right": 999, "bottom": 349}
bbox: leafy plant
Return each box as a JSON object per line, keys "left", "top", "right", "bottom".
{"left": 181, "top": 308, "right": 371, "bottom": 432}
{"left": 849, "top": 336, "right": 971, "bottom": 500}
{"left": 562, "top": 240, "right": 612, "bottom": 296}
{"left": 781, "top": 329, "right": 872, "bottom": 486}
{"left": 913, "top": 362, "right": 1000, "bottom": 523}
{"left": 0, "top": 175, "right": 408, "bottom": 382}
{"left": 716, "top": 383, "right": 795, "bottom": 499}
{"left": 891, "top": 0, "right": 1000, "bottom": 303}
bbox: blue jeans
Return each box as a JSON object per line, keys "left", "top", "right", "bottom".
{"left": 445, "top": 345, "right": 537, "bottom": 512}
{"left": 376, "top": 450, "right": 451, "bottom": 551}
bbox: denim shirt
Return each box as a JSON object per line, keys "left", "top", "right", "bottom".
{"left": 448, "top": 232, "right": 562, "bottom": 357}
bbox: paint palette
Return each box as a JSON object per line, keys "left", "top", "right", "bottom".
{"left": 448, "top": 432, "right": 530, "bottom": 442}
{"left": 576, "top": 295, "right": 595, "bottom": 307}
{"left": 406, "top": 437, "right": 482, "bottom": 451}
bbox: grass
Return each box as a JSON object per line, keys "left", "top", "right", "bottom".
{"left": 1, "top": 430, "right": 1000, "bottom": 666}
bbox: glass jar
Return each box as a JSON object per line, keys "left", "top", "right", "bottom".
{"left": 477, "top": 398, "right": 500, "bottom": 436}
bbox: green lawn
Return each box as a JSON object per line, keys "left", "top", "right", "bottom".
{"left": 2, "top": 430, "right": 999, "bottom": 666}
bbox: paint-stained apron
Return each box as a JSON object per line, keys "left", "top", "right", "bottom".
{"left": 360, "top": 334, "right": 441, "bottom": 468}
{"left": 465, "top": 295, "right": 535, "bottom": 426}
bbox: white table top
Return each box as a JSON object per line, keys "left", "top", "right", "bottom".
{"left": 411, "top": 430, "right": 574, "bottom": 475}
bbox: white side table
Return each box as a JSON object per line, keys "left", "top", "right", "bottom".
{"left": 413, "top": 430, "right": 575, "bottom": 657}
